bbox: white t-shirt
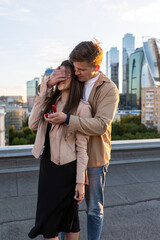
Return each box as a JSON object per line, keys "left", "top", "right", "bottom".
{"left": 83, "top": 73, "right": 100, "bottom": 102}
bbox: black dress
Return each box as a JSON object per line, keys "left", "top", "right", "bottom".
{"left": 28, "top": 124, "right": 80, "bottom": 239}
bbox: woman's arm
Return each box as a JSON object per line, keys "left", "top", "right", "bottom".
{"left": 74, "top": 101, "right": 92, "bottom": 204}
{"left": 28, "top": 77, "right": 49, "bottom": 130}
{"left": 28, "top": 95, "right": 46, "bottom": 130}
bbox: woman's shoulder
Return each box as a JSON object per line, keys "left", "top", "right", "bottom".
{"left": 76, "top": 99, "right": 92, "bottom": 117}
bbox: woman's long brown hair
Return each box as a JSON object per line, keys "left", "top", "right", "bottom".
{"left": 42, "top": 60, "right": 84, "bottom": 115}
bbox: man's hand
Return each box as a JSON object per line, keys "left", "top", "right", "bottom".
{"left": 74, "top": 183, "right": 85, "bottom": 204}
{"left": 47, "top": 66, "right": 71, "bottom": 88}
{"left": 44, "top": 112, "right": 67, "bottom": 124}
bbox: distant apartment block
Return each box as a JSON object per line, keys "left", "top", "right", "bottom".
{"left": 122, "top": 33, "right": 135, "bottom": 94}
{"left": 0, "top": 96, "right": 23, "bottom": 105}
{"left": 106, "top": 47, "right": 119, "bottom": 89}
{"left": 0, "top": 107, "right": 5, "bottom": 146}
{"left": 141, "top": 86, "right": 160, "bottom": 132}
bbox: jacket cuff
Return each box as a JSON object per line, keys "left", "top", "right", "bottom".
{"left": 68, "top": 115, "right": 78, "bottom": 133}
{"left": 64, "top": 114, "right": 70, "bottom": 125}
{"left": 76, "top": 171, "right": 85, "bottom": 184}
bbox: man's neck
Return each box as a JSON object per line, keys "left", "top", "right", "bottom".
{"left": 90, "top": 72, "right": 99, "bottom": 79}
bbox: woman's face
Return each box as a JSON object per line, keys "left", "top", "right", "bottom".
{"left": 57, "top": 66, "right": 72, "bottom": 91}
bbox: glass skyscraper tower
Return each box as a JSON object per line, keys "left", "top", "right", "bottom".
{"left": 128, "top": 48, "right": 144, "bottom": 109}
{"left": 122, "top": 33, "right": 135, "bottom": 93}
{"left": 142, "top": 37, "right": 160, "bottom": 88}
{"left": 106, "top": 47, "right": 119, "bottom": 89}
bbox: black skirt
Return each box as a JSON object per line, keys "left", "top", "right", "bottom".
{"left": 28, "top": 124, "right": 80, "bottom": 239}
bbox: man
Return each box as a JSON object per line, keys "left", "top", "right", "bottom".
{"left": 47, "top": 41, "right": 119, "bottom": 240}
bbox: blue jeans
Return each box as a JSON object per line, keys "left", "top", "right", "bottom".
{"left": 60, "top": 165, "right": 107, "bottom": 240}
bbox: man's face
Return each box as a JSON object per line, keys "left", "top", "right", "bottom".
{"left": 73, "top": 61, "right": 99, "bottom": 82}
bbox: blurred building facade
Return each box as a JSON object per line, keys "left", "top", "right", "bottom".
{"left": 27, "top": 77, "right": 40, "bottom": 112}
{"left": 0, "top": 96, "right": 29, "bottom": 145}
{"left": 0, "top": 107, "right": 5, "bottom": 146}
{"left": 128, "top": 47, "right": 144, "bottom": 110}
{"left": 106, "top": 47, "right": 119, "bottom": 89}
{"left": 5, "top": 105, "right": 23, "bottom": 145}
{"left": 141, "top": 37, "right": 160, "bottom": 131}
{"left": 43, "top": 68, "right": 54, "bottom": 78}
{"left": 142, "top": 86, "right": 160, "bottom": 132}
{"left": 141, "top": 38, "right": 160, "bottom": 88}
{"left": 0, "top": 96, "right": 23, "bottom": 106}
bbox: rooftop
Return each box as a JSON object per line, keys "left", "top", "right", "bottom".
{"left": 0, "top": 139, "right": 160, "bottom": 240}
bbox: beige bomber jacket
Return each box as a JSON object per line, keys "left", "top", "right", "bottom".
{"left": 67, "top": 72, "right": 119, "bottom": 168}
{"left": 29, "top": 95, "right": 92, "bottom": 184}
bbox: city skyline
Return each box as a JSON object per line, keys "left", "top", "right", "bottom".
{"left": 0, "top": 0, "right": 160, "bottom": 101}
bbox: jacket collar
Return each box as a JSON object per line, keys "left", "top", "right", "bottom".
{"left": 88, "top": 71, "right": 110, "bottom": 103}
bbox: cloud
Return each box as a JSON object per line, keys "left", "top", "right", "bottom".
{"left": 19, "top": 8, "right": 30, "bottom": 13}
{"left": 120, "top": 1, "right": 160, "bottom": 24}
{"left": 92, "top": 0, "right": 109, "bottom": 2}
{"left": 103, "top": 1, "right": 128, "bottom": 10}
{"left": 33, "top": 38, "right": 72, "bottom": 66}
{"left": 0, "top": 0, "right": 10, "bottom": 5}
{"left": 0, "top": 1, "right": 31, "bottom": 21}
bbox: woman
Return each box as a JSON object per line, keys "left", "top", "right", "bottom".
{"left": 28, "top": 60, "right": 91, "bottom": 240}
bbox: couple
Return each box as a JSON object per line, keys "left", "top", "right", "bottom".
{"left": 28, "top": 41, "right": 119, "bottom": 240}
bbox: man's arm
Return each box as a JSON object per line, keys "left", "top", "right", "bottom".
{"left": 68, "top": 86, "right": 119, "bottom": 136}
{"left": 46, "top": 85, "right": 119, "bottom": 136}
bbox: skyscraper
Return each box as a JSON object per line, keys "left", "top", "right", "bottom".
{"left": 106, "top": 47, "right": 119, "bottom": 89}
{"left": 141, "top": 37, "right": 160, "bottom": 88}
{"left": 122, "top": 33, "right": 135, "bottom": 93}
{"left": 27, "top": 77, "right": 40, "bottom": 112}
{"left": 128, "top": 47, "right": 144, "bottom": 110}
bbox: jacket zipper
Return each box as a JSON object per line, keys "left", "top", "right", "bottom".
{"left": 58, "top": 133, "right": 63, "bottom": 165}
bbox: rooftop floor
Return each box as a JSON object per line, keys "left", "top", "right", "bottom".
{"left": 0, "top": 139, "right": 160, "bottom": 240}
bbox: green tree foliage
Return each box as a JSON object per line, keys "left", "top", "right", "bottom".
{"left": 9, "top": 123, "right": 36, "bottom": 146}
{"left": 23, "top": 116, "right": 29, "bottom": 127}
{"left": 111, "top": 115, "right": 160, "bottom": 140}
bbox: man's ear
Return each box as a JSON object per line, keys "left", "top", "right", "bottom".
{"left": 94, "top": 65, "right": 100, "bottom": 72}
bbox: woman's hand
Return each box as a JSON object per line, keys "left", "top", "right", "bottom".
{"left": 44, "top": 112, "right": 67, "bottom": 124}
{"left": 74, "top": 183, "right": 85, "bottom": 204}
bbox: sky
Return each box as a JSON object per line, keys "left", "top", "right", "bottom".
{"left": 0, "top": 0, "right": 160, "bottom": 101}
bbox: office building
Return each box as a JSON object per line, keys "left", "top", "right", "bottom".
{"left": 27, "top": 77, "right": 40, "bottom": 112}
{"left": 0, "top": 107, "right": 5, "bottom": 146}
{"left": 142, "top": 37, "right": 160, "bottom": 88}
{"left": 106, "top": 47, "right": 119, "bottom": 89}
{"left": 122, "top": 33, "right": 135, "bottom": 93}
{"left": 128, "top": 48, "right": 144, "bottom": 110}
